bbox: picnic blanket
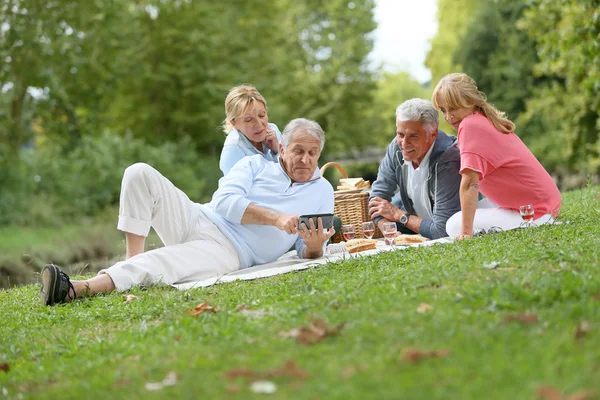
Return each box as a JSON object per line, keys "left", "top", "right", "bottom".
{"left": 173, "top": 237, "right": 455, "bottom": 290}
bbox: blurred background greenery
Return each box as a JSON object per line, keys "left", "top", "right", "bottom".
{"left": 0, "top": 0, "right": 598, "bottom": 229}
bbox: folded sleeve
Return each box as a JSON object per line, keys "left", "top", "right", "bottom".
{"left": 459, "top": 151, "right": 496, "bottom": 180}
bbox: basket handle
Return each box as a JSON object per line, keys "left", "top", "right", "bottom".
{"left": 320, "top": 162, "right": 348, "bottom": 178}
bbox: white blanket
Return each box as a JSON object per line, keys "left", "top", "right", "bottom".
{"left": 173, "top": 237, "right": 455, "bottom": 290}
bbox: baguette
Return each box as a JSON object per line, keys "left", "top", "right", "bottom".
{"left": 345, "top": 238, "right": 378, "bottom": 254}
{"left": 394, "top": 234, "right": 429, "bottom": 245}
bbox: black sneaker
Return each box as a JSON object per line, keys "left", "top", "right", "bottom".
{"left": 40, "top": 264, "right": 76, "bottom": 306}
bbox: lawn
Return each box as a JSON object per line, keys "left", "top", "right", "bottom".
{"left": 1, "top": 187, "right": 599, "bottom": 399}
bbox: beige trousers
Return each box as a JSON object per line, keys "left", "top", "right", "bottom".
{"left": 99, "top": 163, "right": 240, "bottom": 291}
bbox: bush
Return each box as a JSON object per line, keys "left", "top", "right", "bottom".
{"left": 0, "top": 133, "right": 221, "bottom": 226}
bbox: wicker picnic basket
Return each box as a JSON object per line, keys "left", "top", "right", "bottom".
{"left": 320, "top": 162, "right": 382, "bottom": 243}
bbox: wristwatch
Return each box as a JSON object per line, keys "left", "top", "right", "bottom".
{"left": 399, "top": 213, "right": 410, "bottom": 226}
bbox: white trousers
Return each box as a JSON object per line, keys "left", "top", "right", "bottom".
{"left": 99, "top": 163, "right": 240, "bottom": 291}
{"left": 446, "top": 198, "right": 554, "bottom": 237}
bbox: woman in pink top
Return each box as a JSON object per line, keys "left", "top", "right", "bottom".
{"left": 432, "top": 73, "right": 561, "bottom": 239}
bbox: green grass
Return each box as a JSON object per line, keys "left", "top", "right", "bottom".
{"left": 1, "top": 187, "right": 599, "bottom": 399}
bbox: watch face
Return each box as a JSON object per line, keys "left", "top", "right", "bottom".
{"left": 400, "top": 214, "right": 408, "bottom": 224}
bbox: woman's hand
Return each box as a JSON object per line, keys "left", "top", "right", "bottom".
{"left": 264, "top": 127, "right": 279, "bottom": 154}
{"left": 456, "top": 233, "right": 472, "bottom": 241}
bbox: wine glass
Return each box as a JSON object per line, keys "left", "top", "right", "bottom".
{"left": 382, "top": 222, "right": 397, "bottom": 246}
{"left": 361, "top": 221, "right": 375, "bottom": 239}
{"left": 341, "top": 224, "right": 355, "bottom": 241}
{"left": 519, "top": 204, "right": 535, "bottom": 227}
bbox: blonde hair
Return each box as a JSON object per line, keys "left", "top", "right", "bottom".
{"left": 432, "top": 73, "right": 516, "bottom": 134}
{"left": 222, "top": 85, "right": 267, "bottom": 134}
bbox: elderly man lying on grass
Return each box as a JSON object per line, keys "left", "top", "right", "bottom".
{"left": 40, "top": 118, "right": 335, "bottom": 305}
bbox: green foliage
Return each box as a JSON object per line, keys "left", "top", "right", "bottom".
{"left": 434, "top": 0, "right": 599, "bottom": 180}
{"left": 519, "top": 0, "right": 600, "bottom": 173}
{"left": 453, "top": 0, "right": 541, "bottom": 124}
{"left": 0, "top": 0, "right": 378, "bottom": 157}
{"left": 0, "top": 133, "right": 220, "bottom": 226}
{"left": 425, "top": 0, "right": 480, "bottom": 85}
{"left": 367, "top": 71, "right": 434, "bottom": 146}
{"left": 1, "top": 188, "right": 599, "bottom": 398}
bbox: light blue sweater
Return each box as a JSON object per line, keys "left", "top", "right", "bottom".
{"left": 200, "top": 154, "right": 334, "bottom": 269}
{"left": 219, "top": 123, "right": 282, "bottom": 175}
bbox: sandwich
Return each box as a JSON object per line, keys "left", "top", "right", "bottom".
{"left": 345, "top": 238, "right": 378, "bottom": 254}
{"left": 394, "top": 234, "right": 429, "bottom": 245}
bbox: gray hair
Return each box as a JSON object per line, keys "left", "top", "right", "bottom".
{"left": 281, "top": 118, "right": 325, "bottom": 150}
{"left": 395, "top": 98, "right": 439, "bottom": 135}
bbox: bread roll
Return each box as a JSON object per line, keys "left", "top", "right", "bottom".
{"left": 345, "top": 238, "right": 378, "bottom": 253}
{"left": 394, "top": 234, "right": 429, "bottom": 245}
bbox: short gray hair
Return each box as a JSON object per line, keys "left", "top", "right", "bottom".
{"left": 281, "top": 118, "right": 325, "bottom": 150}
{"left": 395, "top": 98, "right": 439, "bottom": 135}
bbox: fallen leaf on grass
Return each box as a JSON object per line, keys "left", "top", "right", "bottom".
{"left": 592, "top": 294, "right": 600, "bottom": 301}
{"left": 225, "top": 360, "right": 308, "bottom": 382}
{"left": 114, "top": 378, "right": 131, "bottom": 388}
{"left": 187, "top": 302, "right": 217, "bottom": 317}
{"left": 227, "top": 384, "right": 241, "bottom": 393}
{"left": 341, "top": 367, "right": 357, "bottom": 379}
{"left": 504, "top": 313, "right": 538, "bottom": 325}
{"left": 537, "top": 385, "right": 596, "bottom": 400}
{"left": 145, "top": 371, "right": 177, "bottom": 391}
{"left": 0, "top": 363, "right": 9, "bottom": 372}
{"left": 401, "top": 348, "right": 450, "bottom": 364}
{"left": 123, "top": 295, "right": 138, "bottom": 302}
{"left": 537, "top": 386, "right": 563, "bottom": 400}
{"left": 567, "top": 391, "right": 596, "bottom": 400}
{"left": 279, "top": 319, "right": 345, "bottom": 345}
{"left": 575, "top": 321, "right": 591, "bottom": 340}
{"left": 416, "top": 303, "right": 433, "bottom": 313}
{"left": 250, "top": 381, "right": 277, "bottom": 394}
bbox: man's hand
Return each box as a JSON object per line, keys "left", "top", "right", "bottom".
{"left": 369, "top": 197, "right": 401, "bottom": 221}
{"left": 276, "top": 213, "right": 299, "bottom": 234}
{"left": 297, "top": 217, "right": 335, "bottom": 258}
{"left": 263, "top": 127, "right": 279, "bottom": 154}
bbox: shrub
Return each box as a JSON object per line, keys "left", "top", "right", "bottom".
{"left": 0, "top": 133, "right": 221, "bottom": 226}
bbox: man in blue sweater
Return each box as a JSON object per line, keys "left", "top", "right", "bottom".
{"left": 369, "top": 99, "right": 461, "bottom": 239}
{"left": 40, "top": 118, "right": 335, "bottom": 305}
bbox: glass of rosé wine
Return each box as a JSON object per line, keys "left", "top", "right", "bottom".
{"left": 341, "top": 224, "right": 356, "bottom": 241}
{"left": 382, "top": 222, "right": 397, "bottom": 246}
{"left": 519, "top": 204, "right": 535, "bottom": 227}
{"left": 361, "top": 221, "right": 375, "bottom": 239}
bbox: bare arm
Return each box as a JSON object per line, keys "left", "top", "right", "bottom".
{"left": 459, "top": 168, "right": 480, "bottom": 238}
{"left": 241, "top": 203, "right": 298, "bottom": 234}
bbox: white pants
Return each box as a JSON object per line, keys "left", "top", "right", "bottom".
{"left": 446, "top": 198, "right": 554, "bottom": 237}
{"left": 99, "top": 163, "right": 240, "bottom": 291}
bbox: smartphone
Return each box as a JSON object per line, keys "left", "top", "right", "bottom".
{"left": 298, "top": 213, "right": 334, "bottom": 231}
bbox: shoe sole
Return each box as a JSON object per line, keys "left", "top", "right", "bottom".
{"left": 40, "top": 265, "right": 59, "bottom": 306}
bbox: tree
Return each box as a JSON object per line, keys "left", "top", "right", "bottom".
{"left": 425, "top": 0, "right": 480, "bottom": 85}
{"left": 519, "top": 0, "right": 600, "bottom": 174}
